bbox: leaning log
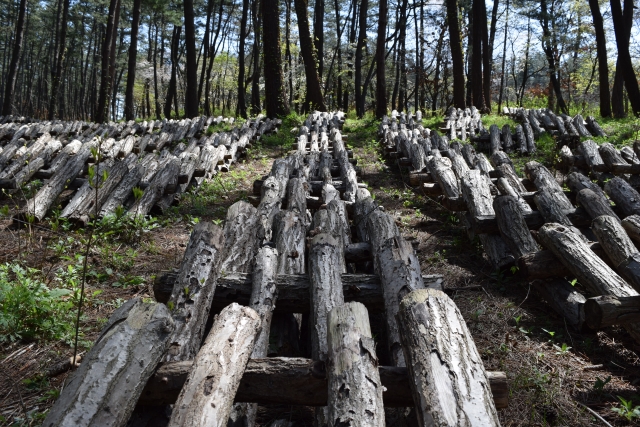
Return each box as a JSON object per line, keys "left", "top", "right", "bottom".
{"left": 128, "top": 157, "right": 181, "bottom": 217}
{"left": 219, "top": 201, "right": 261, "bottom": 274}
{"left": 605, "top": 177, "right": 640, "bottom": 217}
{"left": 576, "top": 188, "right": 619, "bottom": 221}
{"left": 165, "top": 222, "right": 225, "bottom": 362}
{"left": 622, "top": 215, "right": 640, "bottom": 244}
{"left": 584, "top": 295, "right": 640, "bottom": 329}
{"left": 489, "top": 124, "right": 501, "bottom": 155}
{"left": 532, "top": 279, "right": 586, "bottom": 330}
{"left": 397, "top": 289, "right": 500, "bottom": 426}
{"left": 43, "top": 299, "right": 174, "bottom": 427}
{"left": 168, "top": 303, "right": 261, "bottom": 427}
{"left": 138, "top": 358, "right": 508, "bottom": 409}
{"left": 493, "top": 196, "right": 538, "bottom": 259}
{"left": 327, "top": 302, "right": 385, "bottom": 426}
{"left": 592, "top": 215, "right": 640, "bottom": 293}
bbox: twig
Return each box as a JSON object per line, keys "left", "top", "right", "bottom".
{"left": 576, "top": 401, "right": 613, "bottom": 427}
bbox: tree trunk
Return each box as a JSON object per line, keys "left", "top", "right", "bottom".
{"left": 294, "top": 0, "right": 327, "bottom": 112}
{"left": 250, "top": 0, "right": 262, "bottom": 115}
{"left": 124, "top": 0, "right": 141, "bottom": 120}
{"left": 585, "top": 295, "right": 640, "bottom": 329}
{"left": 610, "top": 0, "right": 640, "bottom": 116}
{"left": 327, "top": 302, "right": 385, "bottom": 426}
{"left": 42, "top": 299, "right": 174, "bottom": 427}
{"left": 237, "top": 0, "right": 249, "bottom": 118}
{"left": 314, "top": 0, "right": 324, "bottom": 77}
{"left": 95, "top": 0, "right": 120, "bottom": 123}
{"left": 262, "top": 0, "right": 290, "bottom": 117}
{"left": 2, "top": 0, "right": 28, "bottom": 116}
{"left": 183, "top": 0, "right": 198, "bottom": 118}
{"left": 592, "top": 215, "right": 640, "bottom": 293}
{"left": 539, "top": 0, "right": 568, "bottom": 115}
{"left": 375, "top": 0, "right": 387, "bottom": 119}
{"left": 446, "top": 0, "right": 465, "bottom": 109}
{"left": 587, "top": 0, "right": 611, "bottom": 117}
{"left": 354, "top": 0, "right": 369, "bottom": 117}
{"left": 397, "top": 289, "right": 500, "bottom": 426}
{"left": 168, "top": 303, "right": 261, "bottom": 427}
{"left": 48, "top": 0, "right": 70, "bottom": 119}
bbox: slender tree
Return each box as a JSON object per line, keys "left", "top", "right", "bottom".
{"left": 183, "top": 0, "right": 198, "bottom": 117}
{"left": 262, "top": 0, "right": 290, "bottom": 116}
{"left": 610, "top": 0, "right": 640, "bottom": 116}
{"left": 48, "top": 0, "right": 70, "bottom": 119}
{"left": 539, "top": 0, "right": 568, "bottom": 114}
{"left": 314, "top": 0, "right": 324, "bottom": 77}
{"left": 354, "top": 0, "right": 368, "bottom": 117}
{"left": 375, "top": 0, "right": 387, "bottom": 118}
{"left": 446, "top": 0, "right": 465, "bottom": 109}
{"left": 95, "top": 0, "right": 121, "bottom": 122}
{"left": 237, "top": 0, "right": 249, "bottom": 118}
{"left": 294, "top": 0, "right": 327, "bottom": 111}
{"left": 124, "top": 0, "right": 142, "bottom": 120}
{"left": 588, "top": 0, "right": 611, "bottom": 117}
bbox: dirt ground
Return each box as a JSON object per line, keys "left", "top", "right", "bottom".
{"left": 1, "top": 120, "right": 640, "bottom": 426}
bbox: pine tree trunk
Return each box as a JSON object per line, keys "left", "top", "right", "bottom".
{"left": 124, "top": 0, "right": 141, "bottom": 120}
{"left": 446, "top": 0, "right": 465, "bottom": 108}
{"left": 610, "top": 0, "right": 640, "bottom": 116}
{"left": 262, "top": 0, "right": 290, "bottom": 117}
{"left": 294, "top": 0, "right": 326, "bottom": 112}
{"left": 375, "top": 0, "right": 387, "bottom": 119}
{"left": 588, "top": 0, "right": 611, "bottom": 117}
{"left": 183, "top": 0, "right": 198, "bottom": 118}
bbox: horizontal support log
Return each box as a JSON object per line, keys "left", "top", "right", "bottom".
{"left": 585, "top": 295, "right": 640, "bottom": 329}
{"left": 153, "top": 271, "right": 443, "bottom": 313}
{"left": 466, "top": 208, "right": 591, "bottom": 234}
{"left": 137, "top": 358, "right": 508, "bottom": 409}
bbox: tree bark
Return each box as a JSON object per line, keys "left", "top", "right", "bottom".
{"left": 493, "top": 195, "right": 538, "bottom": 259}
{"left": 2, "top": 0, "right": 28, "bottom": 116}
{"left": 95, "top": 0, "right": 121, "bottom": 122}
{"left": 588, "top": 0, "right": 611, "bottom": 117}
{"left": 294, "top": 0, "right": 327, "bottom": 112}
{"left": 123, "top": 0, "right": 141, "bottom": 120}
{"left": 168, "top": 303, "right": 261, "bottom": 427}
{"left": 375, "top": 0, "right": 387, "bottom": 119}
{"left": 183, "top": 0, "right": 198, "bottom": 118}
{"left": 219, "top": 201, "right": 261, "bottom": 274}
{"left": 327, "top": 302, "right": 385, "bottom": 426}
{"left": 585, "top": 295, "right": 640, "bottom": 329}
{"left": 446, "top": 0, "right": 465, "bottom": 108}
{"left": 532, "top": 279, "right": 586, "bottom": 330}
{"left": 48, "top": 0, "right": 71, "bottom": 119}
{"left": 610, "top": 0, "right": 640, "bottom": 116}
{"left": 237, "top": 0, "right": 249, "bottom": 118}
{"left": 592, "top": 215, "right": 640, "bottom": 293}
{"left": 354, "top": 0, "right": 369, "bottom": 117}
{"left": 262, "top": 0, "right": 290, "bottom": 117}
{"left": 605, "top": 177, "right": 640, "bottom": 217}
{"left": 397, "top": 289, "right": 500, "bottom": 426}
{"left": 43, "top": 299, "right": 174, "bottom": 427}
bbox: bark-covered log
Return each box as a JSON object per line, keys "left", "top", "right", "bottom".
{"left": 573, "top": 115, "right": 592, "bottom": 137}
{"left": 585, "top": 295, "right": 640, "bottom": 329}
{"left": 449, "top": 149, "right": 471, "bottom": 180}
{"left": 219, "top": 201, "right": 261, "bottom": 274}
{"left": 249, "top": 247, "right": 279, "bottom": 358}
{"left": 327, "top": 302, "right": 385, "bottom": 426}
{"left": 599, "top": 143, "right": 627, "bottom": 169}
{"left": 128, "top": 157, "right": 180, "bottom": 217}
{"left": 397, "top": 289, "right": 500, "bottom": 426}
{"left": 523, "top": 123, "right": 536, "bottom": 153}
{"left": 257, "top": 176, "right": 284, "bottom": 243}
{"left": 605, "top": 177, "right": 640, "bottom": 217}
{"left": 580, "top": 140, "right": 604, "bottom": 171}
{"left": 475, "top": 153, "right": 494, "bottom": 176}
{"left": 622, "top": 215, "right": 640, "bottom": 244}
{"left": 43, "top": 299, "right": 174, "bottom": 427}
{"left": 309, "top": 233, "right": 345, "bottom": 361}
{"left": 502, "top": 124, "right": 514, "bottom": 152}
{"left": 531, "top": 279, "right": 586, "bottom": 330}
{"left": 496, "top": 178, "right": 532, "bottom": 213}
{"left": 273, "top": 210, "right": 307, "bottom": 275}
{"left": 585, "top": 116, "right": 606, "bottom": 137}
{"left": 525, "top": 161, "right": 573, "bottom": 210}
{"left": 168, "top": 303, "right": 261, "bottom": 427}
{"left": 493, "top": 196, "right": 538, "bottom": 258}
{"left": 461, "top": 170, "right": 514, "bottom": 268}
{"left": 99, "top": 162, "right": 144, "bottom": 217}
{"left": 428, "top": 156, "right": 459, "bottom": 198}
{"left": 515, "top": 125, "right": 526, "bottom": 154}
{"left": 285, "top": 177, "right": 308, "bottom": 215}
{"left": 577, "top": 188, "right": 619, "bottom": 221}
{"left": 566, "top": 171, "right": 607, "bottom": 201}
{"left": 592, "top": 215, "right": 640, "bottom": 293}
{"left": 165, "top": 222, "right": 225, "bottom": 362}
{"left": 496, "top": 163, "right": 527, "bottom": 193}
{"left": 489, "top": 124, "right": 501, "bottom": 155}
{"left": 138, "top": 358, "right": 508, "bottom": 408}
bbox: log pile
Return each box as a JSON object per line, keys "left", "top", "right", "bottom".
{"left": 45, "top": 111, "right": 506, "bottom": 427}
{"left": 0, "top": 115, "right": 279, "bottom": 223}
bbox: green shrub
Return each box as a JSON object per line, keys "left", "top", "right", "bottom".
{"left": 0, "top": 263, "right": 75, "bottom": 343}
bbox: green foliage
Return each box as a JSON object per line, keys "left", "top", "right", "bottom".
{"left": 592, "top": 376, "right": 611, "bottom": 394}
{"left": 0, "top": 263, "right": 75, "bottom": 343}
{"left": 612, "top": 396, "right": 640, "bottom": 422}
{"left": 259, "top": 111, "right": 304, "bottom": 151}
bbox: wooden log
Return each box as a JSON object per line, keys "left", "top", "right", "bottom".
{"left": 138, "top": 358, "right": 508, "bottom": 409}
{"left": 42, "top": 299, "right": 174, "bottom": 427}
{"left": 566, "top": 171, "right": 607, "bottom": 201}
{"left": 428, "top": 156, "right": 459, "bottom": 198}
{"left": 622, "top": 215, "right": 640, "bottom": 244}
{"left": 327, "top": 302, "right": 385, "bottom": 426}
{"left": 285, "top": 177, "right": 308, "bottom": 215}
{"left": 449, "top": 148, "right": 470, "bottom": 180}
{"left": 576, "top": 188, "right": 619, "bottom": 221}
{"left": 397, "top": 289, "right": 500, "bottom": 426}
{"left": 493, "top": 196, "right": 538, "bottom": 258}
{"left": 257, "top": 175, "right": 283, "bottom": 243}
{"left": 605, "top": 177, "right": 640, "bottom": 217}
{"left": 165, "top": 222, "right": 225, "bottom": 362}
{"left": 475, "top": 153, "right": 494, "bottom": 175}
{"left": 592, "top": 215, "right": 640, "bottom": 292}
{"left": 599, "top": 143, "right": 627, "bottom": 169}
{"left": 525, "top": 161, "right": 573, "bottom": 210}
{"left": 219, "top": 201, "right": 261, "bottom": 274}
{"left": 523, "top": 122, "right": 536, "bottom": 153}
{"left": 99, "top": 162, "right": 144, "bottom": 217}
{"left": 495, "top": 177, "right": 531, "bottom": 213}
{"left": 128, "top": 157, "right": 180, "bottom": 217}
{"left": 496, "top": 163, "right": 527, "bottom": 193}
{"left": 502, "top": 124, "right": 514, "bottom": 152}
{"left": 528, "top": 110, "right": 544, "bottom": 137}
{"left": 489, "top": 124, "right": 501, "bottom": 155}
{"left": 461, "top": 143, "right": 477, "bottom": 168}
{"left": 573, "top": 115, "right": 592, "bottom": 137}
{"left": 19, "top": 140, "right": 96, "bottom": 221}
{"left": 168, "top": 303, "right": 261, "bottom": 427}
{"left": 580, "top": 140, "right": 604, "bottom": 171}
{"left": 585, "top": 295, "right": 640, "bottom": 329}
{"left": 585, "top": 116, "right": 606, "bottom": 137}
{"left": 515, "top": 124, "right": 527, "bottom": 154}
{"left": 517, "top": 250, "right": 568, "bottom": 279}
{"left": 531, "top": 279, "right": 586, "bottom": 330}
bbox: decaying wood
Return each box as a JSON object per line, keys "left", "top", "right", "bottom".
{"left": 249, "top": 247, "right": 280, "bottom": 358}
{"left": 165, "top": 222, "right": 225, "bottom": 362}
{"left": 397, "top": 289, "right": 500, "bottom": 426}
{"left": 525, "top": 161, "right": 573, "bottom": 210}
{"left": 168, "top": 303, "right": 261, "bottom": 427}
{"left": 576, "top": 188, "right": 619, "bottom": 221}
{"left": 327, "top": 302, "right": 385, "bottom": 426}
{"left": 605, "top": 177, "right": 640, "bottom": 218}
{"left": 566, "top": 172, "right": 607, "bottom": 201}
{"left": 585, "top": 295, "right": 640, "bottom": 329}
{"left": 43, "top": 299, "right": 174, "bottom": 427}
{"left": 138, "top": 357, "right": 508, "bottom": 408}
{"left": 219, "top": 201, "right": 261, "bottom": 273}
{"left": 622, "top": 215, "right": 640, "bottom": 244}
{"left": 489, "top": 124, "right": 501, "bottom": 155}
{"left": 128, "top": 157, "right": 180, "bottom": 217}
{"left": 99, "top": 162, "right": 144, "bottom": 217}
{"left": 531, "top": 279, "right": 586, "bottom": 330}
{"left": 493, "top": 196, "right": 538, "bottom": 258}
{"left": 592, "top": 215, "right": 640, "bottom": 292}
{"left": 428, "top": 156, "right": 460, "bottom": 198}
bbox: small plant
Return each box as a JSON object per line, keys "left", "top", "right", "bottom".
{"left": 513, "top": 315, "right": 522, "bottom": 327}
{"left": 612, "top": 396, "right": 640, "bottom": 422}
{"left": 593, "top": 376, "right": 611, "bottom": 394}
{"left": 541, "top": 328, "right": 556, "bottom": 339}
{"left": 553, "top": 342, "right": 571, "bottom": 355}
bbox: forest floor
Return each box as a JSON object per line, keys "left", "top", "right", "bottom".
{"left": 1, "top": 112, "right": 640, "bottom": 426}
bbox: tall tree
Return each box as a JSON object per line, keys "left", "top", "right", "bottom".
{"left": 95, "top": 0, "right": 121, "bottom": 122}
{"left": 294, "top": 0, "right": 327, "bottom": 111}
{"left": 183, "top": 0, "right": 198, "bottom": 117}
{"left": 262, "top": 0, "right": 290, "bottom": 116}
{"left": 237, "top": 0, "right": 249, "bottom": 118}
{"left": 48, "top": 0, "right": 70, "bottom": 119}
{"left": 164, "top": 25, "right": 181, "bottom": 119}
{"left": 539, "top": 0, "right": 569, "bottom": 115}
{"left": 610, "top": 0, "right": 640, "bottom": 117}
{"left": 2, "top": 0, "right": 27, "bottom": 116}
{"left": 250, "top": 0, "right": 261, "bottom": 115}
{"left": 470, "top": 0, "right": 486, "bottom": 109}
{"left": 314, "top": 0, "right": 324, "bottom": 77}
{"left": 124, "top": 0, "right": 142, "bottom": 120}
{"left": 354, "top": 0, "right": 368, "bottom": 117}
{"left": 375, "top": 0, "right": 388, "bottom": 118}
{"left": 588, "top": 0, "right": 611, "bottom": 117}
{"left": 446, "top": 0, "right": 465, "bottom": 109}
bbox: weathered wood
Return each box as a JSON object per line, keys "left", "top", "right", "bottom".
{"left": 428, "top": 156, "right": 459, "bottom": 198}
{"left": 138, "top": 358, "right": 508, "bottom": 408}
{"left": 573, "top": 115, "right": 592, "bottom": 137}
{"left": 493, "top": 196, "right": 538, "bottom": 258}
{"left": 219, "top": 201, "right": 261, "bottom": 274}
{"left": 517, "top": 250, "right": 568, "bottom": 280}
{"left": 580, "top": 140, "right": 604, "bottom": 171}
{"left": 99, "top": 162, "right": 144, "bottom": 217}
{"left": 397, "top": 289, "right": 500, "bottom": 426}
{"left": 272, "top": 210, "right": 307, "bottom": 275}
{"left": 496, "top": 163, "right": 527, "bottom": 193}
{"left": 43, "top": 299, "right": 174, "bottom": 427}
{"left": 599, "top": 143, "right": 627, "bottom": 169}
{"left": 489, "top": 124, "right": 501, "bottom": 155}
{"left": 449, "top": 148, "right": 470, "bottom": 180}
{"left": 592, "top": 215, "right": 640, "bottom": 292}
{"left": 327, "top": 302, "right": 385, "bottom": 426}
{"left": 525, "top": 161, "right": 574, "bottom": 211}
{"left": 128, "top": 157, "right": 181, "bottom": 217}
{"left": 496, "top": 177, "right": 531, "bottom": 213}
{"left": 585, "top": 116, "right": 606, "bottom": 137}
{"left": 475, "top": 153, "right": 494, "bottom": 175}
{"left": 566, "top": 171, "right": 607, "bottom": 201}
{"left": 165, "top": 222, "right": 225, "bottom": 362}
{"left": 577, "top": 188, "right": 619, "bottom": 221}
{"left": 248, "top": 247, "right": 279, "bottom": 358}
{"left": 605, "top": 177, "right": 640, "bottom": 217}
{"left": 502, "top": 124, "right": 514, "bottom": 152}
{"left": 622, "top": 215, "right": 640, "bottom": 244}
{"left": 585, "top": 295, "right": 640, "bottom": 329}
{"left": 168, "top": 303, "right": 261, "bottom": 427}
{"left": 285, "top": 177, "right": 308, "bottom": 215}
{"left": 257, "top": 176, "right": 283, "bottom": 243}
{"left": 531, "top": 279, "right": 586, "bottom": 330}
